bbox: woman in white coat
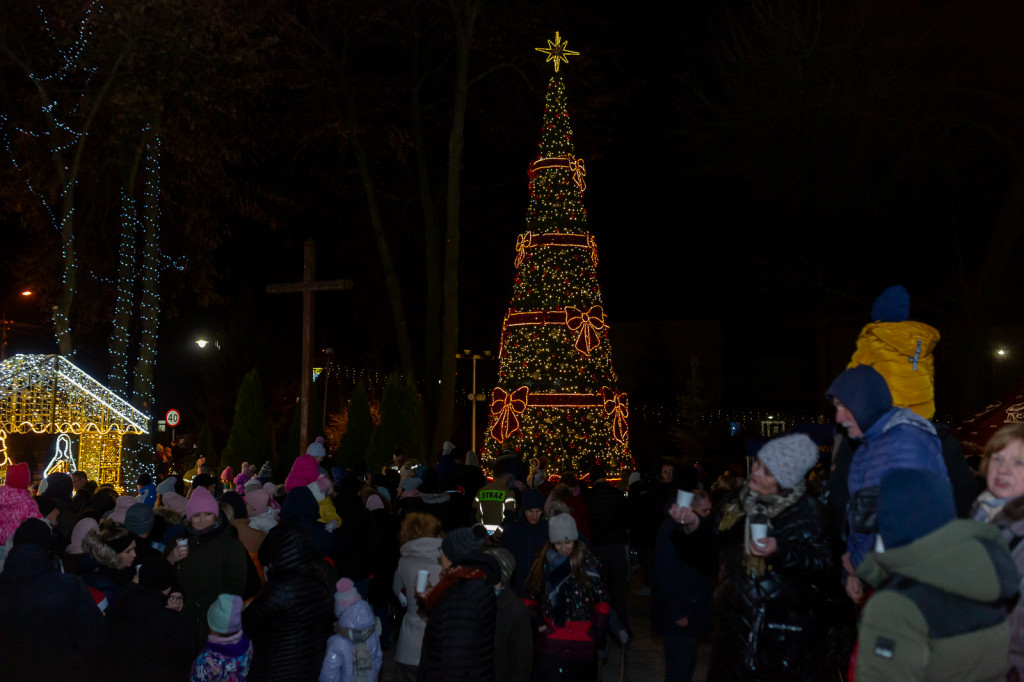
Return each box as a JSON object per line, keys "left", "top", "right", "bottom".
{"left": 392, "top": 512, "right": 444, "bottom": 682}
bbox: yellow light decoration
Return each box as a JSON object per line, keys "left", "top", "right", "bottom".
{"left": 0, "top": 354, "right": 149, "bottom": 490}
{"left": 535, "top": 31, "right": 580, "bottom": 73}
{"left": 506, "top": 306, "right": 607, "bottom": 357}
{"left": 531, "top": 154, "right": 586, "bottom": 193}
{"left": 488, "top": 385, "right": 629, "bottom": 445}
{"left": 43, "top": 433, "right": 76, "bottom": 478}
{"left": 483, "top": 46, "right": 629, "bottom": 473}
{"left": 515, "top": 232, "right": 598, "bottom": 269}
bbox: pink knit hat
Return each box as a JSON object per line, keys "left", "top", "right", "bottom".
{"left": 245, "top": 490, "right": 270, "bottom": 516}
{"left": 161, "top": 491, "right": 187, "bottom": 514}
{"left": 185, "top": 486, "right": 219, "bottom": 520}
{"left": 365, "top": 494, "right": 384, "bottom": 511}
{"left": 109, "top": 495, "right": 139, "bottom": 524}
{"left": 283, "top": 454, "right": 320, "bottom": 492}
{"left": 4, "top": 462, "right": 30, "bottom": 489}
{"left": 221, "top": 466, "right": 234, "bottom": 482}
{"left": 334, "top": 577, "right": 361, "bottom": 618}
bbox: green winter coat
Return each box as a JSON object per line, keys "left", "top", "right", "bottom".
{"left": 856, "top": 520, "right": 1019, "bottom": 682}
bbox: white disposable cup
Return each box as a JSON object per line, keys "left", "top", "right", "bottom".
{"left": 676, "top": 490, "right": 694, "bottom": 508}
{"left": 416, "top": 569, "right": 429, "bottom": 593}
{"left": 750, "top": 522, "right": 768, "bottom": 546}
{"left": 176, "top": 538, "right": 189, "bottom": 556}
{"left": 874, "top": 534, "right": 885, "bottom": 553}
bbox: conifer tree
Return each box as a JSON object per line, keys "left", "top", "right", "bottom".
{"left": 368, "top": 373, "right": 424, "bottom": 472}
{"left": 337, "top": 382, "right": 374, "bottom": 469}
{"left": 221, "top": 369, "right": 273, "bottom": 473}
{"left": 483, "top": 35, "right": 630, "bottom": 473}
{"left": 197, "top": 421, "right": 216, "bottom": 461}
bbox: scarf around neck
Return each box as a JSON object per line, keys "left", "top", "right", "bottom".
{"left": 544, "top": 549, "right": 574, "bottom": 626}
{"left": 973, "top": 490, "right": 1010, "bottom": 523}
{"left": 719, "top": 481, "right": 806, "bottom": 577}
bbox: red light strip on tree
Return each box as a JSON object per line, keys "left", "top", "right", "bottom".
{"left": 489, "top": 385, "right": 628, "bottom": 444}
{"left": 506, "top": 306, "right": 606, "bottom": 356}
{"left": 515, "top": 231, "right": 598, "bottom": 268}
{"left": 529, "top": 154, "right": 586, "bottom": 193}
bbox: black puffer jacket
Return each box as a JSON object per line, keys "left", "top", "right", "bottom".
{"left": 418, "top": 552, "right": 500, "bottom": 681}
{"left": 707, "top": 490, "right": 833, "bottom": 682}
{"left": 243, "top": 523, "right": 334, "bottom": 682}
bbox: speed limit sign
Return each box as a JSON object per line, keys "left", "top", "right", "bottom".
{"left": 165, "top": 409, "right": 181, "bottom": 428}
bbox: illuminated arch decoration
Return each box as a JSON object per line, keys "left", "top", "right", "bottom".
{"left": 482, "top": 40, "right": 631, "bottom": 472}
{"left": 0, "top": 354, "right": 149, "bottom": 490}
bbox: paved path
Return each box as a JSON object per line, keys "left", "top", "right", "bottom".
{"left": 379, "top": 590, "right": 711, "bottom": 681}
{"left": 598, "top": 591, "right": 711, "bottom": 682}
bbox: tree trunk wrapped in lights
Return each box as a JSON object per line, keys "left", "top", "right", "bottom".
{"left": 482, "top": 36, "right": 631, "bottom": 474}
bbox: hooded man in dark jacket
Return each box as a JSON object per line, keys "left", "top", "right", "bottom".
{"left": 826, "top": 365, "right": 947, "bottom": 601}
{"left": 0, "top": 519, "right": 107, "bottom": 681}
{"left": 855, "top": 469, "right": 1019, "bottom": 681}
{"left": 501, "top": 488, "right": 548, "bottom": 595}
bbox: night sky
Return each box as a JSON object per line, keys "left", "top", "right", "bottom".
{"left": 3, "top": 0, "right": 1024, "bottom": 458}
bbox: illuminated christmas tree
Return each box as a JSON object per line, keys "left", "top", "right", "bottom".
{"left": 482, "top": 34, "right": 631, "bottom": 474}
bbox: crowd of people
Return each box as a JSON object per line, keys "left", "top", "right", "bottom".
{"left": 0, "top": 284, "right": 1022, "bottom": 682}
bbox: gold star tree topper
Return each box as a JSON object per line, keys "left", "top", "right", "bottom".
{"left": 535, "top": 31, "right": 580, "bottom": 73}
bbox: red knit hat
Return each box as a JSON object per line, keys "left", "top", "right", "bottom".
{"left": 5, "top": 462, "right": 30, "bottom": 489}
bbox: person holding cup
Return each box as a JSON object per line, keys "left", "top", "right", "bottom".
{"left": 392, "top": 512, "right": 445, "bottom": 682}
{"left": 165, "top": 486, "right": 248, "bottom": 644}
{"left": 670, "top": 433, "right": 831, "bottom": 681}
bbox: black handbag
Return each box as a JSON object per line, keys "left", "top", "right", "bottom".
{"left": 848, "top": 485, "right": 880, "bottom": 535}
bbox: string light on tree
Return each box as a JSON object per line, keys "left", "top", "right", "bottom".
{"left": 483, "top": 33, "right": 631, "bottom": 474}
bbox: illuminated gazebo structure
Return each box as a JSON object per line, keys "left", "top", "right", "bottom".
{"left": 0, "top": 354, "right": 148, "bottom": 490}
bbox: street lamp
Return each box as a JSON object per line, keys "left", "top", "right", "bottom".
{"left": 2, "top": 289, "right": 35, "bottom": 360}
{"left": 195, "top": 338, "right": 221, "bottom": 351}
{"left": 456, "top": 349, "right": 494, "bottom": 454}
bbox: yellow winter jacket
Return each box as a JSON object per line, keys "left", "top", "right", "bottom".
{"left": 848, "top": 321, "right": 940, "bottom": 419}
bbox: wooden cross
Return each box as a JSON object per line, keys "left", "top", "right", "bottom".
{"left": 267, "top": 240, "right": 353, "bottom": 451}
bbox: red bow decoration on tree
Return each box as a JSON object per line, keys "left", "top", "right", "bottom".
{"left": 565, "top": 306, "right": 606, "bottom": 356}
{"left": 601, "top": 386, "right": 629, "bottom": 444}
{"left": 489, "top": 386, "right": 530, "bottom": 442}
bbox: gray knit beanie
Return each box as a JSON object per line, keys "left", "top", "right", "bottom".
{"left": 548, "top": 513, "right": 579, "bottom": 543}
{"left": 124, "top": 503, "right": 155, "bottom": 536}
{"left": 156, "top": 477, "right": 177, "bottom": 496}
{"left": 756, "top": 434, "right": 819, "bottom": 490}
